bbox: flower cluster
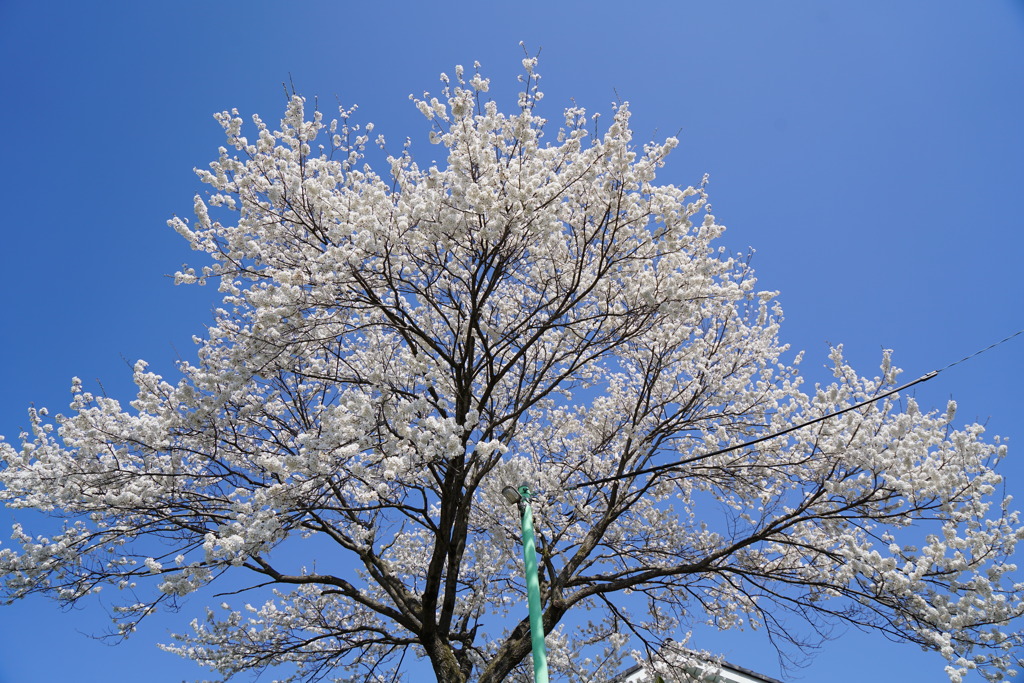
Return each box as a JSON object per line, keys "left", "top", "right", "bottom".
{"left": 2, "top": 60, "right": 1021, "bottom": 683}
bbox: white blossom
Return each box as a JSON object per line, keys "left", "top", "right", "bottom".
{"left": 1, "top": 59, "right": 1021, "bottom": 683}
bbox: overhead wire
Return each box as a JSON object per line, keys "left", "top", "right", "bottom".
{"left": 570, "top": 328, "right": 1024, "bottom": 490}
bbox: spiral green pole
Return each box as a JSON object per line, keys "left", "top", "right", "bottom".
{"left": 516, "top": 485, "right": 549, "bottom": 683}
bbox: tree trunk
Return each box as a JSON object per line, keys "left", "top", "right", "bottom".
{"left": 426, "top": 636, "right": 468, "bottom": 683}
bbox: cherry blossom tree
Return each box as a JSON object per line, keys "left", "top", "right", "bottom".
{"left": 2, "top": 61, "right": 1022, "bottom": 683}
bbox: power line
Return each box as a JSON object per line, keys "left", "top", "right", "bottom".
{"left": 935, "top": 328, "right": 1024, "bottom": 373}
{"left": 570, "top": 328, "right": 1024, "bottom": 490}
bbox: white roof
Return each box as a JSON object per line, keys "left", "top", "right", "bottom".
{"left": 610, "top": 658, "right": 784, "bottom": 683}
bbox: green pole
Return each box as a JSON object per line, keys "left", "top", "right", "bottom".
{"left": 517, "top": 485, "right": 549, "bottom": 683}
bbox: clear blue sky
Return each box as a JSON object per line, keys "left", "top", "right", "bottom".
{"left": 1, "top": 2, "right": 1022, "bottom": 681}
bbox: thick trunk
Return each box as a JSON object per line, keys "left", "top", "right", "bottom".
{"left": 426, "top": 635, "right": 469, "bottom": 683}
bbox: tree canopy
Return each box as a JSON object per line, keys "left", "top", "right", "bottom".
{"left": 1, "top": 61, "right": 1021, "bottom": 683}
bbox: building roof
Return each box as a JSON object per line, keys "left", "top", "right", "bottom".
{"left": 608, "top": 656, "right": 785, "bottom": 683}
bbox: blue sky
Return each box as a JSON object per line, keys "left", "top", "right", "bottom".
{"left": 1, "top": 2, "right": 1022, "bottom": 681}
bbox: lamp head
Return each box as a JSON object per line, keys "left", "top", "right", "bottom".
{"left": 501, "top": 486, "right": 521, "bottom": 505}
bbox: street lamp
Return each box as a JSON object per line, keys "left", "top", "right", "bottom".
{"left": 502, "top": 484, "right": 549, "bottom": 683}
